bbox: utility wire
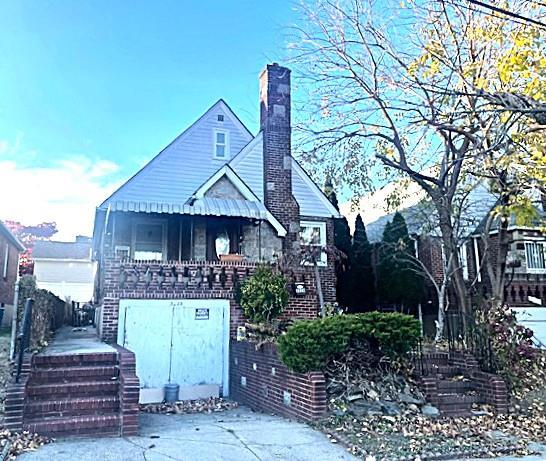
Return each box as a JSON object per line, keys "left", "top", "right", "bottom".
{"left": 466, "top": 0, "right": 546, "bottom": 28}
{"left": 443, "top": 0, "right": 540, "bottom": 28}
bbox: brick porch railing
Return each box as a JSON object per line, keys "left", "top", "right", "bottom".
{"left": 100, "top": 258, "right": 326, "bottom": 342}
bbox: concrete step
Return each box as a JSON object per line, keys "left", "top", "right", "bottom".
{"left": 33, "top": 353, "right": 118, "bottom": 369}
{"left": 23, "top": 413, "right": 120, "bottom": 437}
{"left": 437, "top": 379, "right": 475, "bottom": 393}
{"left": 426, "top": 365, "right": 464, "bottom": 377}
{"left": 436, "top": 393, "right": 482, "bottom": 405}
{"left": 25, "top": 396, "right": 119, "bottom": 418}
{"left": 27, "top": 380, "right": 119, "bottom": 399}
{"left": 29, "top": 365, "right": 119, "bottom": 384}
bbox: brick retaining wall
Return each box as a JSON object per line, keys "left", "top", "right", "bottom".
{"left": 229, "top": 340, "right": 327, "bottom": 421}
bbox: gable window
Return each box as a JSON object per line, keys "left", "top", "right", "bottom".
{"left": 214, "top": 129, "right": 229, "bottom": 159}
{"left": 525, "top": 241, "right": 546, "bottom": 273}
{"left": 2, "top": 243, "right": 9, "bottom": 279}
{"left": 300, "top": 221, "right": 327, "bottom": 266}
{"left": 132, "top": 222, "right": 166, "bottom": 261}
{"left": 217, "top": 114, "right": 224, "bottom": 122}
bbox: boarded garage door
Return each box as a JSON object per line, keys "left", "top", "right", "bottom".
{"left": 117, "top": 299, "right": 230, "bottom": 403}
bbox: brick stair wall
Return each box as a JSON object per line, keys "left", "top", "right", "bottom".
{"left": 230, "top": 340, "right": 327, "bottom": 422}
{"left": 419, "top": 352, "right": 508, "bottom": 417}
{"left": 4, "top": 348, "right": 139, "bottom": 437}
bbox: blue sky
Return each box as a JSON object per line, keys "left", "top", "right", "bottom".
{"left": 0, "top": 0, "right": 295, "bottom": 238}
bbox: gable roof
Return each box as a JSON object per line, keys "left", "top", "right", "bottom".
{"left": 0, "top": 221, "right": 25, "bottom": 252}
{"left": 33, "top": 240, "right": 92, "bottom": 261}
{"left": 101, "top": 99, "right": 253, "bottom": 208}
{"left": 98, "top": 101, "right": 340, "bottom": 221}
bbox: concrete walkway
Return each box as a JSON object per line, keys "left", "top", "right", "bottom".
{"left": 41, "top": 326, "right": 114, "bottom": 355}
{"left": 18, "top": 407, "right": 357, "bottom": 461}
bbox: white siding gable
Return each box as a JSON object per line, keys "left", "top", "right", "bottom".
{"left": 292, "top": 159, "right": 341, "bottom": 218}
{"left": 102, "top": 100, "right": 253, "bottom": 207}
{"left": 228, "top": 132, "right": 264, "bottom": 201}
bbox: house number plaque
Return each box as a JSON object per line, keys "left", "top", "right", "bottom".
{"left": 195, "top": 308, "right": 209, "bottom": 320}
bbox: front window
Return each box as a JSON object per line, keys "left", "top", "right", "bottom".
{"left": 133, "top": 223, "right": 164, "bottom": 261}
{"left": 300, "top": 221, "right": 327, "bottom": 266}
{"left": 214, "top": 130, "right": 229, "bottom": 159}
{"left": 525, "top": 241, "right": 546, "bottom": 273}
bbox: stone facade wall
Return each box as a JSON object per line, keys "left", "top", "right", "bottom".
{"left": 230, "top": 341, "right": 327, "bottom": 421}
{"left": 204, "top": 177, "right": 246, "bottom": 200}
{"left": 241, "top": 221, "right": 283, "bottom": 263}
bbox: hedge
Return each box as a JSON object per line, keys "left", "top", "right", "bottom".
{"left": 277, "top": 312, "right": 421, "bottom": 373}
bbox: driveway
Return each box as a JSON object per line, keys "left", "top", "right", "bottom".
{"left": 18, "top": 407, "right": 357, "bottom": 461}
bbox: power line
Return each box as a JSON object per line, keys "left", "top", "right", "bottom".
{"left": 466, "top": 0, "right": 546, "bottom": 28}
{"left": 442, "top": 0, "right": 541, "bottom": 28}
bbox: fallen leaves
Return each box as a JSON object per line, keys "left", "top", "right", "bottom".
{"left": 0, "top": 429, "right": 51, "bottom": 460}
{"left": 140, "top": 397, "right": 239, "bottom": 415}
{"left": 320, "top": 401, "right": 546, "bottom": 460}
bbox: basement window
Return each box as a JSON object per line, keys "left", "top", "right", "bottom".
{"left": 213, "top": 129, "right": 229, "bottom": 159}
{"left": 525, "top": 241, "right": 546, "bottom": 273}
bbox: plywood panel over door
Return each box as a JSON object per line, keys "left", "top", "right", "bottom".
{"left": 118, "top": 299, "right": 230, "bottom": 403}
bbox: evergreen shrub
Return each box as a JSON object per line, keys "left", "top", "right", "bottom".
{"left": 277, "top": 312, "right": 421, "bottom": 373}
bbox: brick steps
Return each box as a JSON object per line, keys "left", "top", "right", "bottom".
{"left": 33, "top": 353, "right": 118, "bottom": 368}
{"left": 420, "top": 352, "right": 508, "bottom": 418}
{"left": 22, "top": 351, "right": 126, "bottom": 437}
{"left": 29, "top": 365, "right": 119, "bottom": 383}
{"left": 5, "top": 346, "right": 139, "bottom": 437}
{"left": 27, "top": 380, "right": 119, "bottom": 399}
{"left": 25, "top": 396, "right": 119, "bottom": 418}
{"left": 23, "top": 414, "right": 120, "bottom": 437}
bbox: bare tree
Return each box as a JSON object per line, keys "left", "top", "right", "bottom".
{"left": 290, "top": 0, "right": 546, "bottom": 314}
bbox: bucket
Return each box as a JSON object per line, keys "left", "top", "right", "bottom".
{"left": 164, "top": 383, "right": 179, "bottom": 403}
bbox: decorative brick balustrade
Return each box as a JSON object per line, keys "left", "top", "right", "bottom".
{"left": 101, "top": 258, "right": 325, "bottom": 342}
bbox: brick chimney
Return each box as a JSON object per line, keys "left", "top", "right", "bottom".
{"left": 259, "top": 63, "right": 300, "bottom": 253}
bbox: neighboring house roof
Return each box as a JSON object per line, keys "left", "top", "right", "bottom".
{"left": 98, "top": 99, "right": 340, "bottom": 223}
{"left": 0, "top": 220, "right": 25, "bottom": 252}
{"left": 33, "top": 240, "right": 92, "bottom": 261}
{"left": 353, "top": 183, "right": 500, "bottom": 243}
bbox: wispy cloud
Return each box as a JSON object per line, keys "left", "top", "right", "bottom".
{"left": 0, "top": 140, "right": 122, "bottom": 240}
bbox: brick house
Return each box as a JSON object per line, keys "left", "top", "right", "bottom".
{"left": 92, "top": 63, "right": 339, "bottom": 402}
{"left": 0, "top": 220, "right": 25, "bottom": 328}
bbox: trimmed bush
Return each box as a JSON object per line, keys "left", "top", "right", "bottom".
{"left": 277, "top": 312, "right": 421, "bottom": 373}
{"left": 238, "top": 265, "right": 289, "bottom": 323}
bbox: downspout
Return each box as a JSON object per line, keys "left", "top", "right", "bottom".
{"left": 411, "top": 234, "right": 424, "bottom": 337}
{"left": 258, "top": 220, "right": 262, "bottom": 261}
{"left": 473, "top": 236, "right": 482, "bottom": 282}
{"left": 190, "top": 218, "right": 194, "bottom": 260}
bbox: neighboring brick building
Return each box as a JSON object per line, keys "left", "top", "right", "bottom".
{"left": 0, "top": 220, "right": 25, "bottom": 328}
{"left": 343, "top": 183, "right": 546, "bottom": 334}
{"left": 92, "top": 63, "right": 340, "bottom": 403}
